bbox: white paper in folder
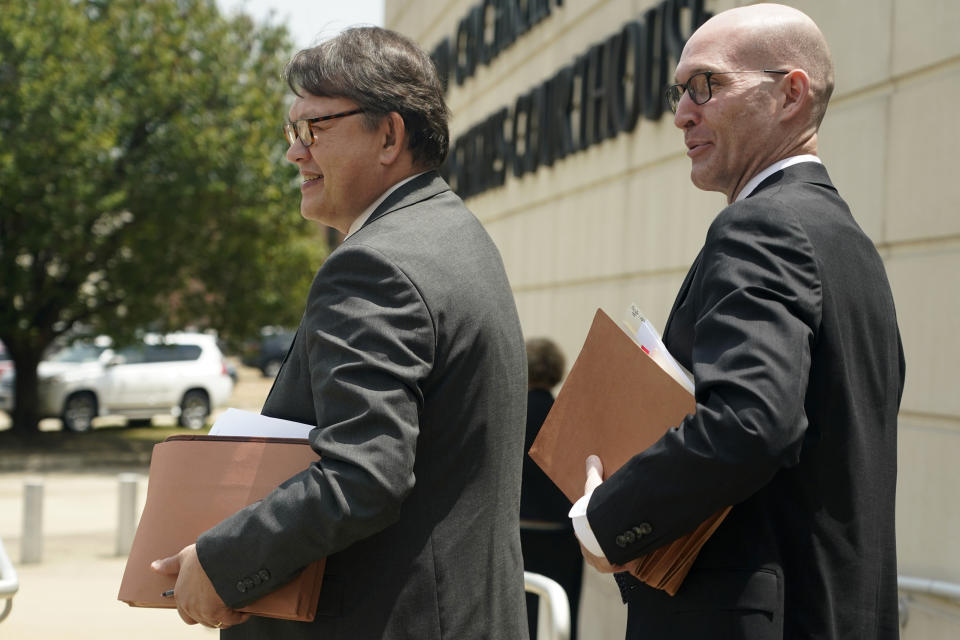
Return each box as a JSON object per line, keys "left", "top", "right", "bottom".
{"left": 207, "top": 408, "right": 314, "bottom": 440}
{"left": 623, "top": 304, "right": 695, "bottom": 395}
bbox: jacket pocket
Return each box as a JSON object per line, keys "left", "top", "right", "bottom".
{"left": 668, "top": 568, "right": 783, "bottom": 640}
{"left": 675, "top": 567, "right": 781, "bottom": 614}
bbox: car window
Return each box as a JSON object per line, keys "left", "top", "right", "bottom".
{"left": 116, "top": 345, "right": 147, "bottom": 364}
{"left": 147, "top": 344, "right": 202, "bottom": 363}
{"left": 49, "top": 343, "right": 108, "bottom": 363}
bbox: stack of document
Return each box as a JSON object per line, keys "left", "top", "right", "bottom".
{"left": 622, "top": 303, "right": 694, "bottom": 395}
{"left": 528, "top": 308, "right": 729, "bottom": 595}
{"left": 118, "top": 410, "right": 325, "bottom": 621}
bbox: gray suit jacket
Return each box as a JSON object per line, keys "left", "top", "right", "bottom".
{"left": 588, "top": 163, "right": 905, "bottom": 639}
{"left": 197, "top": 172, "right": 529, "bottom": 639}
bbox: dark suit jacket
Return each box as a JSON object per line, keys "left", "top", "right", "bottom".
{"left": 520, "top": 388, "right": 572, "bottom": 524}
{"left": 520, "top": 388, "right": 583, "bottom": 640}
{"left": 196, "top": 172, "right": 529, "bottom": 639}
{"left": 588, "top": 163, "right": 905, "bottom": 639}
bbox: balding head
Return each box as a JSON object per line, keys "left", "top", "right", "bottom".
{"left": 693, "top": 4, "right": 835, "bottom": 128}
{"left": 672, "top": 4, "right": 835, "bottom": 201}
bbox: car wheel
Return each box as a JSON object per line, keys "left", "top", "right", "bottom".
{"left": 179, "top": 390, "right": 210, "bottom": 430}
{"left": 62, "top": 392, "right": 97, "bottom": 433}
{"left": 262, "top": 359, "right": 283, "bottom": 378}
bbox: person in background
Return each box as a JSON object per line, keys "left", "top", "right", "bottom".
{"left": 521, "top": 337, "right": 582, "bottom": 640}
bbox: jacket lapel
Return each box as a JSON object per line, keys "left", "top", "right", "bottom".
{"left": 663, "top": 249, "right": 702, "bottom": 344}
{"left": 360, "top": 171, "right": 450, "bottom": 231}
{"left": 664, "top": 161, "right": 836, "bottom": 354}
{"left": 748, "top": 161, "right": 837, "bottom": 198}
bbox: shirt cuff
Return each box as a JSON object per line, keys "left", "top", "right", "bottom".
{"left": 568, "top": 491, "right": 604, "bottom": 558}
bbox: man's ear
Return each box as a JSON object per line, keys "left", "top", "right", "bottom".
{"left": 779, "top": 69, "right": 811, "bottom": 122}
{"left": 380, "top": 112, "right": 407, "bottom": 165}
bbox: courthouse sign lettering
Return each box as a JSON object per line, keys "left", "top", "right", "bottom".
{"left": 431, "top": 0, "right": 565, "bottom": 90}
{"left": 433, "top": 0, "right": 710, "bottom": 198}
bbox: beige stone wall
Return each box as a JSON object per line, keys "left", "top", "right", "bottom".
{"left": 387, "top": 0, "right": 960, "bottom": 637}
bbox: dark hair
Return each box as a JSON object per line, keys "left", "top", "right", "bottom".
{"left": 284, "top": 27, "right": 449, "bottom": 169}
{"left": 526, "top": 337, "right": 565, "bottom": 390}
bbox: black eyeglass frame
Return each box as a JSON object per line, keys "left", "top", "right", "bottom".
{"left": 283, "top": 108, "right": 365, "bottom": 147}
{"left": 665, "top": 70, "right": 789, "bottom": 113}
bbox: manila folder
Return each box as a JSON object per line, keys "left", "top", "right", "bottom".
{"left": 118, "top": 435, "right": 325, "bottom": 621}
{"left": 528, "top": 308, "right": 730, "bottom": 595}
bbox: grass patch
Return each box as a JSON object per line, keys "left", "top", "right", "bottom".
{"left": 0, "top": 422, "right": 210, "bottom": 457}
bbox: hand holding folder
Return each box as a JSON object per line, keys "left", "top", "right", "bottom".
{"left": 528, "top": 309, "right": 730, "bottom": 595}
{"left": 118, "top": 429, "right": 325, "bottom": 621}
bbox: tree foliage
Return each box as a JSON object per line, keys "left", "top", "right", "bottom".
{"left": 0, "top": 0, "right": 326, "bottom": 434}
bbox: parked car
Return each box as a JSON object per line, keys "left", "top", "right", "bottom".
{"left": 0, "top": 340, "right": 11, "bottom": 382}
{"left": 1, "top": 338, "right": 106, "bottom": 418}
{"left": 242, "top": 327, "right": 296, "bottom": 378}
{"left": 216, "top": 340, "right": 239, "bottom": 385}
{"left": 0, "top": 340, "right": 15, "bottom": 414}
{"left": 0, "top": 333, "right": 234, "bottom": 432}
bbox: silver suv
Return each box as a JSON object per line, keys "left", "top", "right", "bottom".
{"left": 0, "top": 333, "right": 233, "bottom": 432}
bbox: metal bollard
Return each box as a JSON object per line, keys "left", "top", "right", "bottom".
{"left": 116, "top": 473, "right": 140, "bottom": 556}
{"left": 20, "top": 479, "right": 44, "bottom": 564}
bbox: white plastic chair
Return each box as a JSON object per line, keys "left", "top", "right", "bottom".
{"left": 0, "top": 538, "right": 18, "bottom": 623}
{"left": 524, "top": 571, "right": 571, "bottom": 640}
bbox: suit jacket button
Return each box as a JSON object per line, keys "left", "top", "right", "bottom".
{"left": 616, "top": 534, "right": 627, "bottom": 548}
{"left": 258, "top": 569, "right": 271, "bottom": 582}
{"left": 252, "top": 574, "right": 262, "bottom": 586}
{"left": 236, "top": 581, "right": 247, "bottom": 593}
{"left": 637, "top": 522, "right": 653, "bottom": 535}
{"left": 624, "top": 530, "right": 636, "bottom": 544}
{"left": 243, "top": 577, "right": 255, "bottom": 590}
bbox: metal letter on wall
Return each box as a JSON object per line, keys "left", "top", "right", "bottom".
{"left": 546, "top": 65, "right": 574, "bottom": 166}
{"left": 640, "top": 3, "right": 668, "bottom": 121}
{"left": 431, "top": 38, "right": 452, "bottom": 94}
{"left": 583, "top": 43, "right": 605, "bottom": 148}
{"left": 603, "top": 29, "right": 626, "bottom": 139}
{"left": 440, "top": 0, "right": 711, "bottom": 198}
{"left": 619, "top": 21, "right": 644, "bottom": 133}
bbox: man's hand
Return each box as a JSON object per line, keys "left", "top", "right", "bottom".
{"left": 578, "top": 455, "right": 626, "bottom": 574}
{"left": 151, "top": 544, "right": 250, "bottom": 630}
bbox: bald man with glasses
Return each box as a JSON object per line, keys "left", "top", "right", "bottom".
{"left": 571, "top": 4, "right": 905, "bottom": 638}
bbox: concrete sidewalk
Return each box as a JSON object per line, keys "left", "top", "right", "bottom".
{"left": 0, "top": 470, "right": 217, "bottom": 639}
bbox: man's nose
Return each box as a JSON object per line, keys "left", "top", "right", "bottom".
{"left": 673, "top": 91, "right": 698, "bottom": 129}
{"left": 285, "top": 137, "right": 308, "bottom": 163}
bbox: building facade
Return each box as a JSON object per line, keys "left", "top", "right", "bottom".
{"left": 385, "top": 0, "right": 960, "bottom": 637}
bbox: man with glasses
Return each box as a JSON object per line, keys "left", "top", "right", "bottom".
{"left": 153, "top": 27, "right": 528, "bottom": 639}
{"left": 571, "top": 4, "right": 904, "bottom": 638}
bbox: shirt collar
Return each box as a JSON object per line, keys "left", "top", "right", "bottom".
{"left": 735, "top": 154, "right": 823, "bottom": 202}
{"left": 345, "top": 171, "right": 428, "bottom": 239}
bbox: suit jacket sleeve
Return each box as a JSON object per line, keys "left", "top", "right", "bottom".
{"left": 587, "top": 198, "right": 823, "bottom": 565}
{"left": 196, "top": 243, "right": 434, "bottom": 607}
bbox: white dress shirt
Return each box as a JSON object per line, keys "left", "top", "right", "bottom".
{"left": 345, "top": 172, "right": 427, "bottom": 240}
{"left": 736, "top": 154, "right": 821, "bottom": 202}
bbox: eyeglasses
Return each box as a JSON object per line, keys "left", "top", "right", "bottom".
{"left": 283, "top": 108, "right": 364, "bottom": 147}
{"left": 665, "top": 70, "right": 789, "bottom": 113}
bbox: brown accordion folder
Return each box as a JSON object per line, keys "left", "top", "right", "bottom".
{"left": 528, "top": 309, "right": 731, "bottom": 595}
{"left": 118, "top": 435, "right": 325, "bottom": 621}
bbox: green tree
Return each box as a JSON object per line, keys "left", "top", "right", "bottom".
{"left": 0, "top": 0, "right": 326, "bottom": 435}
